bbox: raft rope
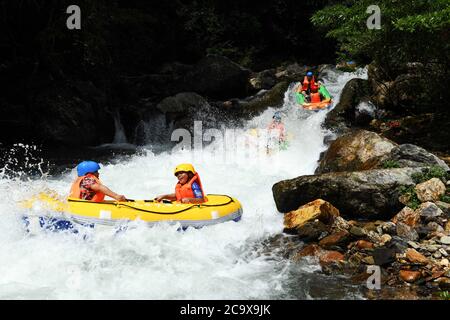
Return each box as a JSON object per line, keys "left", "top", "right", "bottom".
{"left": 67, "top": 194, "right": 235, "bottom": 215}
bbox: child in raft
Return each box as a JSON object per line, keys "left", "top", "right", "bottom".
{"left": 70, "top": 161, "right": 127, "bottom": 202}
{"left": 155, "top": 163, "right": 206, "bottom": 204}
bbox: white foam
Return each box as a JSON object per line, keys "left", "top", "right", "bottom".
{"left": 0, "top": 68, "right": 368, "bottom": 299}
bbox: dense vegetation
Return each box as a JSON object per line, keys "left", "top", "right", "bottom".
{"left": 312, "top": 0, "right": 450, "bottom": 110}
{"left": 312, "top": 0, "right": 450, "bottom": 153}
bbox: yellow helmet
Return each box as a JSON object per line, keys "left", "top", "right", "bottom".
{"left": 174, "top": 163, "right": 196, "bottom": 176}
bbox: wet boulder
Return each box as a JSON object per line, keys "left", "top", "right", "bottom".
{"left": 273, "top": 167, "right": 425, "bottom": 219}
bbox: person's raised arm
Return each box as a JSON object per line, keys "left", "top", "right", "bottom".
{"left": 91, "top": 183, "right": 127, "bottom": 201}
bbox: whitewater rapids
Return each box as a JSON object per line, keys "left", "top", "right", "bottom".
{"left": 0, "top": 68, "right": 367, "bottom": 299}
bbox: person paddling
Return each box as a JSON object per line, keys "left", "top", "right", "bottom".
{"left": 69, "top": 161, "right": 127, "bottom": 202}
{"left": 155, "top": 163, "right": 205, "bottom": 204}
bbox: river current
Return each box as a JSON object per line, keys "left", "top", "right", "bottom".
{"left": 0, "top": 68, "right": 368, "bottom": 299}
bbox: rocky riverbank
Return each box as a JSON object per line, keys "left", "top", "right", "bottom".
{"left": 272, "top": 129, "right": 450, "bottom": 299}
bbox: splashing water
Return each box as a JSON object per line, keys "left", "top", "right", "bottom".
{"left": 0, "top": 68, "right": 368, "bottom": 299}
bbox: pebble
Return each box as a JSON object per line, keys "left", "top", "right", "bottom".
{"left": 362, "top": 256, "right": 375, "bottom": 265}
{"left": 439, "top": 259, "right": 449, "bottom": 268}
{"left": 399, "top": 270, "right": 422, "bottom": 283}
{"left": 406, "top": 248, "right": 429, "bottom": 264}
{"left": 376, "top": 226, "right": 383, "bottom": 235}
{"left": 350, "top": 226, "right": 365, "bottom": 237}
{"left": 381, "top": 222, "right": 397, "bottom": 235}
{"left": 433, "top": 251, "right": 442, "bottom": 259}
{"left": 396, "top": 222, "right": 419, "bottom": 241}
{"left": 427, "top": 222, "right": 445, "bottom": 233}
{"left": 439, "top": 248, "right": 448, "bottom": 257}
{"left": 380, "top": 234, "right": 392, "bottom": 245}
{"left": 425, "top": 245, "right": 439, "bottom": 253}
{"left": 407, "top": 241, "right": 420, "bottom": 249}
{"left": 440, "top": 236, "right": 450, "bottom": 245}
{"left": 367, "top": 231, "right": 381, "bottom": 243}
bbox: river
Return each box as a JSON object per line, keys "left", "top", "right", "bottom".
{"left": 0, "top": 67, "right": 369, "bottom": 299}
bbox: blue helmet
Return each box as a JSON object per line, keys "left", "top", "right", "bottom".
{"left": 306, "top": 71, "right": 313, "bottom": 77}
{"left": 76, "top": 161, "right": 101, "bottom": 177}
{"left": 273, "top": 111, "right": 282, "bottom": 121}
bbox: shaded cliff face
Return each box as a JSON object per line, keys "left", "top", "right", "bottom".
{"left": 0, "top": 0, "right": 336, "bottom": 147}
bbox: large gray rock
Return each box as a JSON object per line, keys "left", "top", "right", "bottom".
{"left": 316, "top": 130, "right": 449, "bottom": 175}
{"left": 380, "top": 144, "right": 449, "bottom": 170}
{"left": 316, "top": 130, "right": 397, "bottom": 174}
{"left": 272, "top": 167, "right": 425, "bottom": 219}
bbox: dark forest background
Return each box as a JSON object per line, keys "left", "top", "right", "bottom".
{"left": 0, "top": 0, "right": 448, "bottom": 152}
{"left": 0, "top": 0, "right": 338, "bottom": 146}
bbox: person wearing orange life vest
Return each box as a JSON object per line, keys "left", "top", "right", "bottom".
{"left": 267, "top": 111, "right": 286, "bottom": 143}
{"left": 155, "top": 163, "right": 205, "bottom": 204}
{"left": 69, "top": 161, "right": 127, "bottom": 202}
{"left": 309, "top": 86, "right": 326, "bottom": 104}
{"left": 298, "top": 71, "right": 319, "bottom": 102}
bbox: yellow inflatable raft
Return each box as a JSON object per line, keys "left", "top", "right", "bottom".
{"left": 21, "top": 191, "right": 243, "bottom": 230}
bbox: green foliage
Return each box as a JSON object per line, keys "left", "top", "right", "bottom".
{"left": 394, "top": 5, "right": 450, "bottom": 32}
{"left": 311, "top": 0, "right": 450, "bottom": 70}
{"left": 411, "top": 166, "right": 449, "bottom": 184}
{"left": 438, "top": 291, "right": 450, "bottom": 300}
{"left": 382, "top": 160, "right": 401, "bottom": 169}
{"left": 441, "top": 194, "right": 450, "bottom": 203}
{"left": 398, "top": 185, "right": 420, "bottom": 209}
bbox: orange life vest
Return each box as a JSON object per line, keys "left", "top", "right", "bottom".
{"left": 268, "top": 121, "right": 286, "bottom": 141}
{"left": 175, "top": 173, "right": 205, "bottom": 202}
{"left": 69, "top": 173, "right": 105, "bottom": 202}
{"left": 310, "top": 92, "right": 322, "bottom": 103}
{"left": 301, "top": 75, "right": 318, "bottom": 92}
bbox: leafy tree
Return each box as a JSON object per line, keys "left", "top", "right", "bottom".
{"left": 311, "top": 0, "right": 450, "bottom": 73}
